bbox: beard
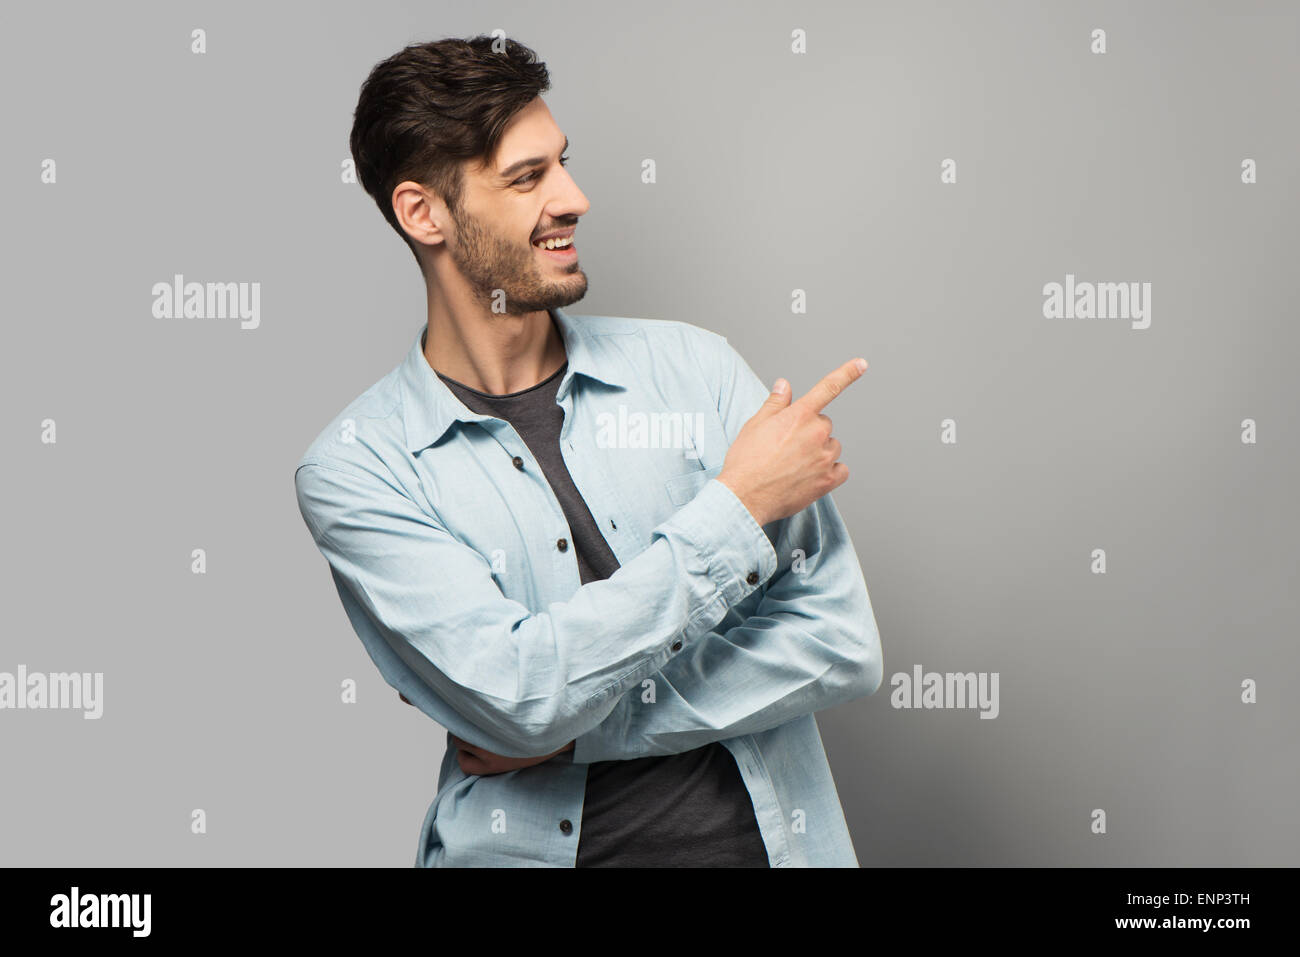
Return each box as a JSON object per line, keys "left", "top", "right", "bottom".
{"left": 446, "top": 206, "right": 588, "bottom": 316}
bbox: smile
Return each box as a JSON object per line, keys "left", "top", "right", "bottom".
{"left": 533, "top": 235, "right": 576, "bottom": 258}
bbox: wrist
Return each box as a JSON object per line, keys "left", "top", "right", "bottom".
{"left": 717, "top": 473, "right": 767, "bottom": 527}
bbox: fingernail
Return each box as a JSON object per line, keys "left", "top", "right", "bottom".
{"left": 854, "top": 358, "right": 868, "bottom": 372}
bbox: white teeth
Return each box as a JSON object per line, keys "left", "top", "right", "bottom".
{"left": 535, "top": 236, "right": 573, "bottom": 250}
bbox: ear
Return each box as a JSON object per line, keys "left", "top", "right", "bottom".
{"left": 392, "top": 180, "right": 448, "bottom": 250}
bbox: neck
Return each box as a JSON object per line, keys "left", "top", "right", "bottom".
{"left": 422, "top": 287, "right": 567, "bottom": 396}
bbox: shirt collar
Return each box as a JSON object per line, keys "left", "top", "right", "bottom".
{"left": 399, "top": 305, "right": 626, "bottom": 454}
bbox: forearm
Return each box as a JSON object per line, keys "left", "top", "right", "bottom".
{"left": 298, "top": 461, "right": 777, "bottom": 758}
{"left": 572, "top": 491, "right": 883, "bottom": 762}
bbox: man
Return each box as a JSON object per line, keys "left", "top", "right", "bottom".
{"left": 294, "top": 35, "right": 883, "bottom": 867}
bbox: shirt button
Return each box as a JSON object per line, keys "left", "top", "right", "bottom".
{"left": 671, "top": 640, "right": 682, "bottom": 652}
{"left": 557, "top": 538, "right": 568, "bottom": 552}
{"left": 747, "top": 571, "right": 759, "bottom": 585}
{"left": 512, "top": 456, "right": 524, "bottom": 470}
{"left": 559, "top": 819, "right": 573, "bottom": 834}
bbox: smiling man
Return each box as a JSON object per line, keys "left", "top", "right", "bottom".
{"left": 294, "top": 35, "right": 883, "bottom": 867}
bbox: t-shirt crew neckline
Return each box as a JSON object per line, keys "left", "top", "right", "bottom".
{"left": 436, "top": 360, "right": 568, "bottom": 399}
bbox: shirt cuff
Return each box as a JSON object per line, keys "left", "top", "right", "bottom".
{"left": 658, "top": 477, "right": 778, "bottom": 612}
{"left": 571, "top": 478, "right": 777, "bottom": 766}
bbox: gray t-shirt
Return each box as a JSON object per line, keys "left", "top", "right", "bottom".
{"left": 437, "top": 360, "right": 770, "bottom": 867}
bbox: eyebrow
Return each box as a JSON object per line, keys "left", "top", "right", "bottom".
{"left": 497, "top": 136, "right": 569, "bottom": 181}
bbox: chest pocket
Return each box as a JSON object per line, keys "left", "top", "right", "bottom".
{"left": 664, "top": 464, "right": 725, "bottom": 506}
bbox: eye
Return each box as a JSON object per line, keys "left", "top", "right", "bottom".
{"left": 515, "top": 155, "right": 570, "bottom": 186}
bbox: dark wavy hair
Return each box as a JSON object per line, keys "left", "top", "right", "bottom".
{"left": 349, "top": 35, "right": 551, "bottom": 268}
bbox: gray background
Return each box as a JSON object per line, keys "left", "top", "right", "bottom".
{"left": 3, "top": 0, "right": 1296, "bottom": 866}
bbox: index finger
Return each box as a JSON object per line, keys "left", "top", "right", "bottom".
{"left": 793, "top": 358, "right": 868, "bottom": 414}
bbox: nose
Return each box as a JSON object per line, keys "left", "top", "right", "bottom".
{"left": 556, "top": 165, "right": 590, "bottom": 218}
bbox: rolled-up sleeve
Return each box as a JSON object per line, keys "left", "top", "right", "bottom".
{"left": 295, "top": 455, "right": 777, "bottom": 757}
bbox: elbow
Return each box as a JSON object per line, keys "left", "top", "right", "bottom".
{"left": 856, "top": 637, "right": 884, "bottom": 697}
{"left": 522, "top": 724, "right": 576, "bottom": 757}
{"left": 846, "top": 589, "right": 884, "bottom": 698}
{"left": 465, "top": 719, "right": 571, "bottom": 759}
{"left": 496, "top": 697, "right": 608, "bottom": 757}
{"left": 480, "top": 708, "right": 578, "bottom": 757}
{"left": 822, "top": 635, "right": 882, "bottom": 710}
{"left": 820, "top": 616, "right": 883, "bottom": 705}
{"left": 821, "top": 556, "right": 882, "bottom": 699}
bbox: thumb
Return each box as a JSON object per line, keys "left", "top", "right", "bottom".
{"left": 755, "top": 378, "right": 790, "bottom": 417}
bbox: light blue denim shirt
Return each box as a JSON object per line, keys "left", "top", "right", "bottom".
{"left": 294, "top": 307, "right": 884, "bottom": 867}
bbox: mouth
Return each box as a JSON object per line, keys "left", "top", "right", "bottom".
{"left": 533, "top": 234, "right": 577, "bottom": 259}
